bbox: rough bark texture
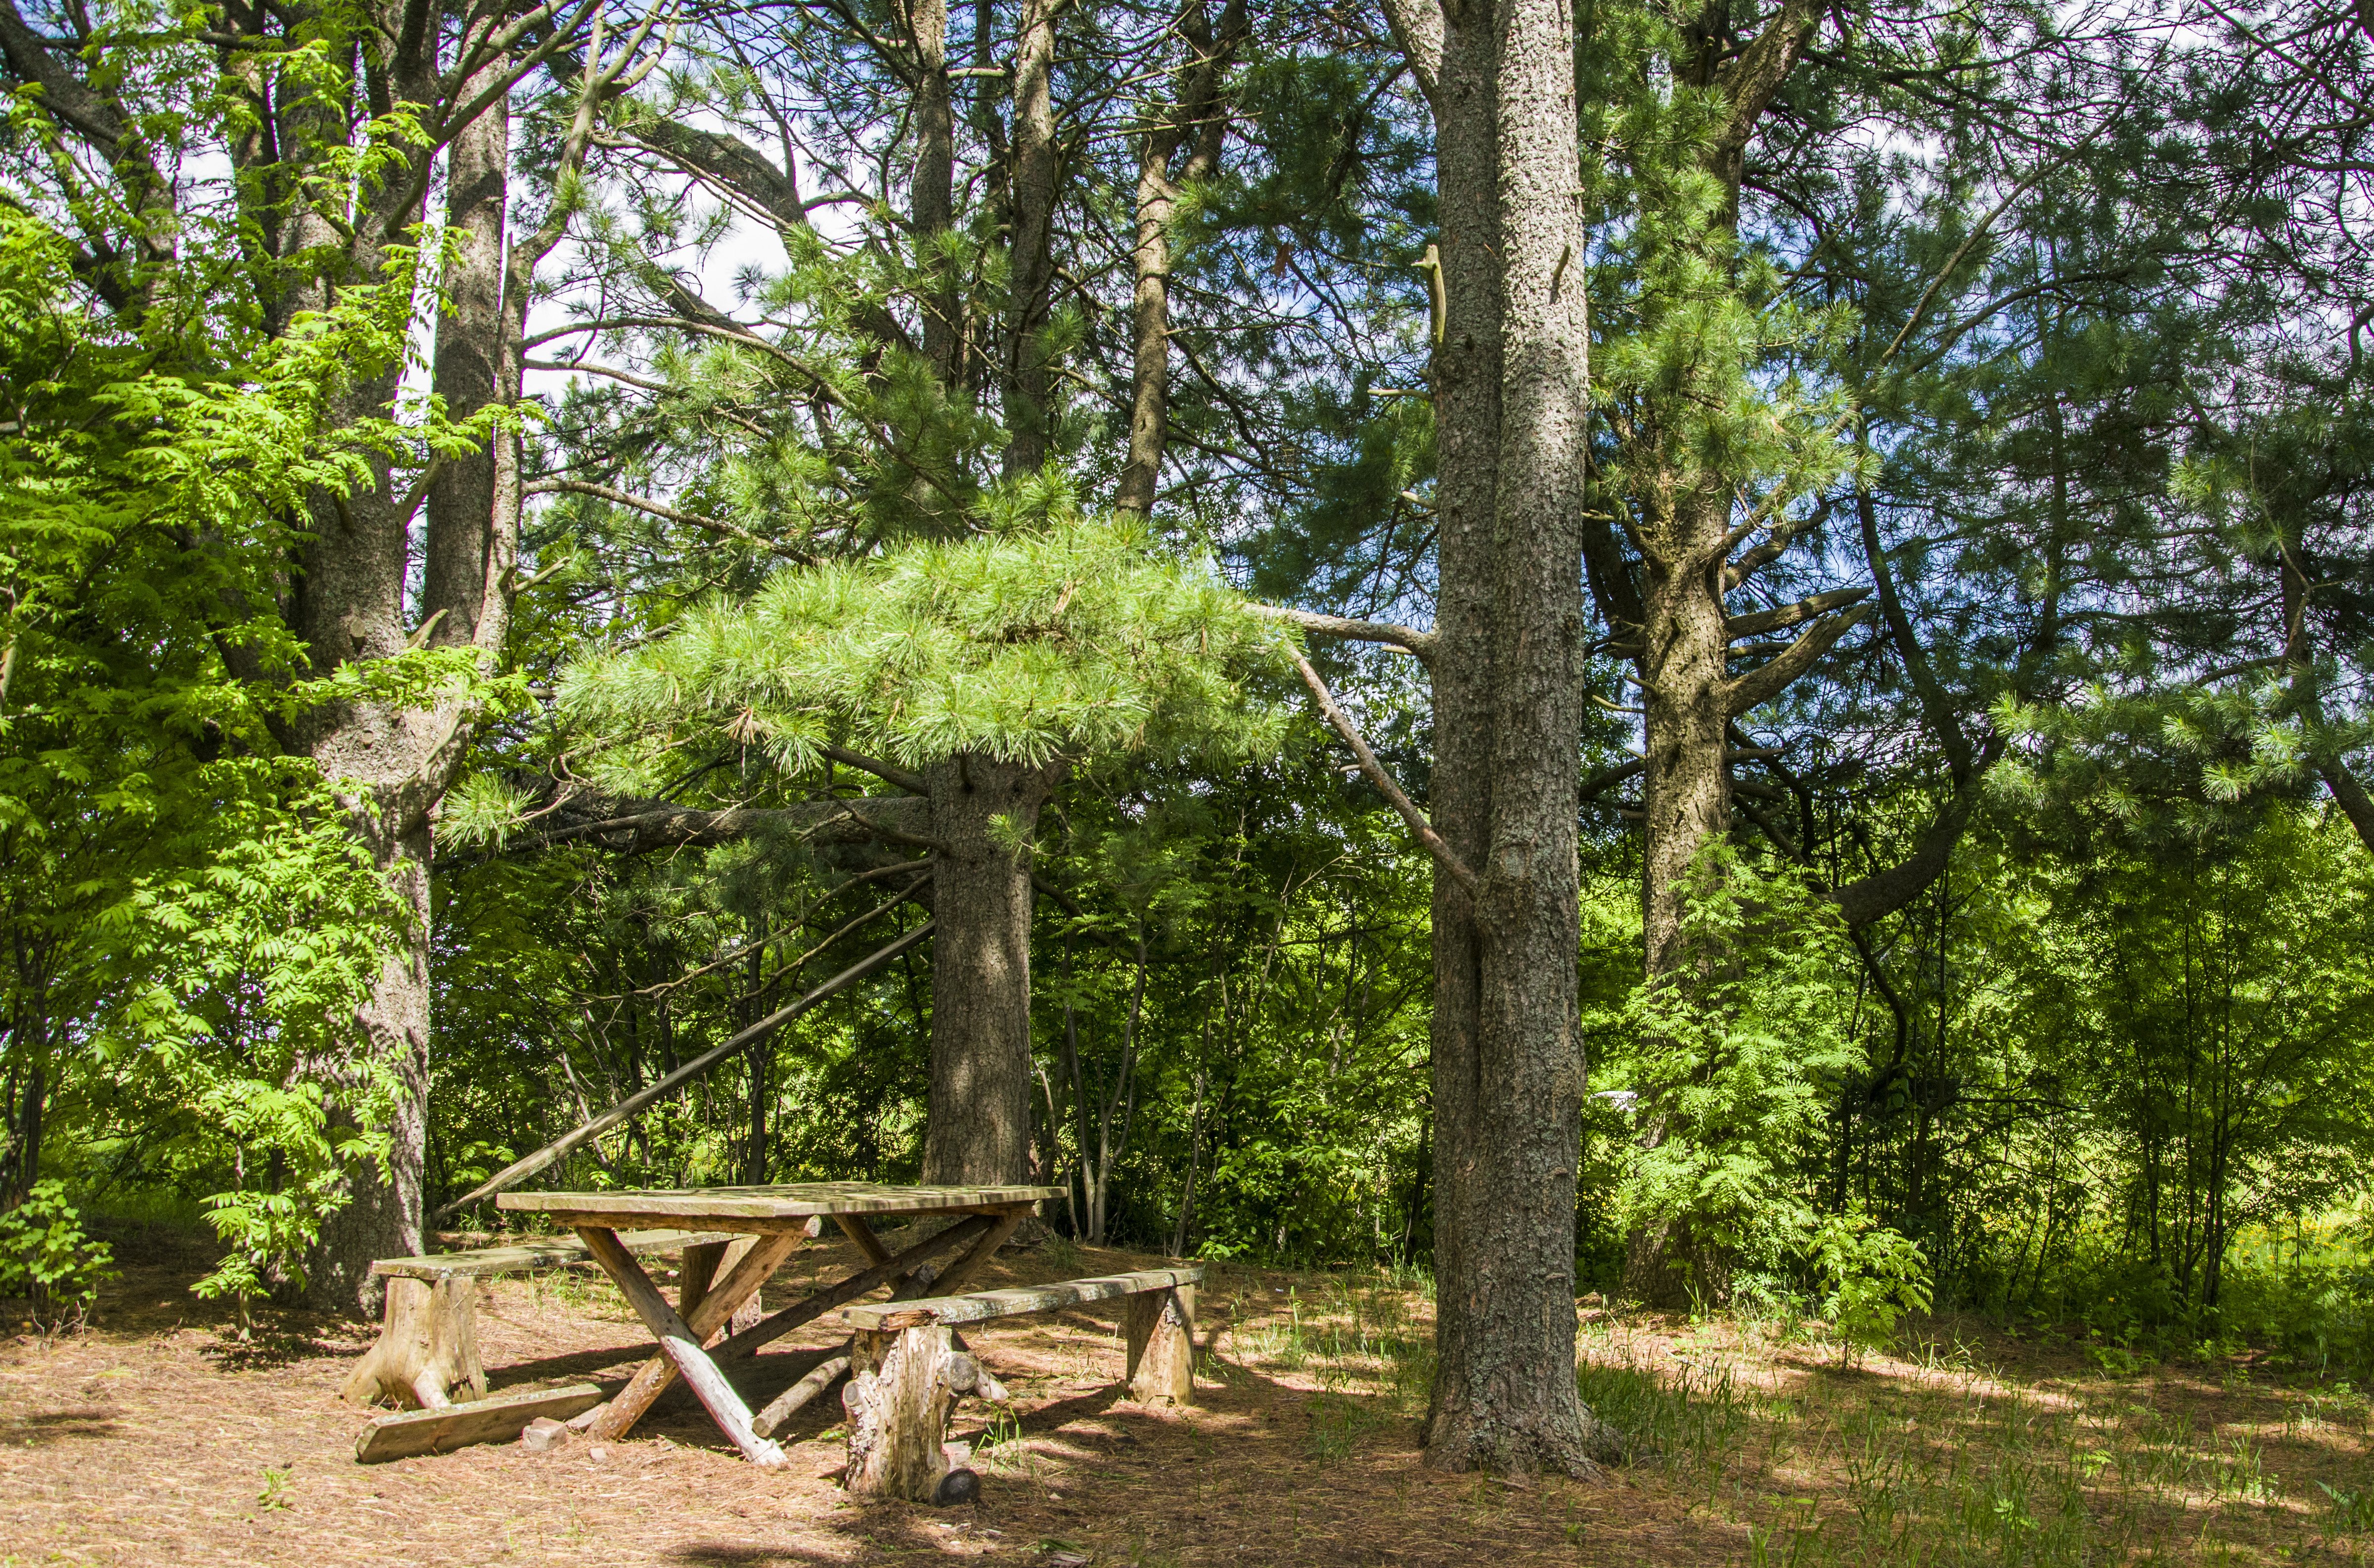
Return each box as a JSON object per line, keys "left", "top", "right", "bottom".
{"left": 294, "top": 52, "right": 524, "bottom": 1312}
{"left": 1638, "top": 486, "right": 1736, "bottom": 981}
{"left": 920, "top": 755, "right": 1062, "bottom": 1186}
{"left": 1002, "top": 0, "right": 1058, "bottom": 476}
{"left": 1393, "top": 0, "right": 1619, "bottom": 1476}
{"left": 1116, "top": 0, "right": 1245, "bottom": 517}
{"left": 899, "top": 0, "right": 961, "bottom": 386}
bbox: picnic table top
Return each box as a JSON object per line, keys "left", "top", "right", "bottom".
{"left": 495, "top": 1180, "right": 1062, "bottom": 1224}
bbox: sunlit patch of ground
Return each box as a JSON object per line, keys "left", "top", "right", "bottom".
{"left": 0, "top": 1227, "right": 2367, "bottom": 1566}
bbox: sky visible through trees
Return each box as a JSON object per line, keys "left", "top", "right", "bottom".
{"left": 1, "top": 0, "right": 2373, "bottom": 1476}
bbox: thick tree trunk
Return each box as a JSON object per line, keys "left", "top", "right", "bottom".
{"left": 299, "top": 58, "right": 521, "bottom": 1316}
{"left": 1637, "top": 485, "right": 1734, "bottom": 980}
{"left": 920, "top": 754, "right": 1062, "bottom": 1185}
{"left": 1001, "top": 0, "right": 1057, "bottom": 476}
{"left": 1414, "top": 0, "right": 1618, "bottom": 1477}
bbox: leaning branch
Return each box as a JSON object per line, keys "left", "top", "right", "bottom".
{"left": 1286, "top": 646, "right": 1479, "bottom": 899}
{"left": 435, "top": 920, "right": 934, "bottom": 1218}
{"left": 1254, "top": 604, "right": 1436, "bottom": 665}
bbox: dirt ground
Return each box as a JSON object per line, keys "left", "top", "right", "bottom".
{"left": 0, "top": 1224, "right": 2367, "bottom": 1567}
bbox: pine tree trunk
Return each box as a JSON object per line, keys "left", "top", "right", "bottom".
{"left": 1417, "top": 0, "right": 1620, "bottom": 1477}
{"left": 909, "top": 0, "right": 959, "bottom": 383}
{"left": 920, "top": 755, "right": 1062, "bottom": 1185}
{"left": 1002, "top": 0, "right": 1058, "bottom": 476}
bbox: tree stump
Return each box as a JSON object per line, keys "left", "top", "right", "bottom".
{"left": 842, "top": 1326, "right": 1007, "bottom": 1501}
{"left": 340, "top": 1275, "right": 487, "bottom": 1409}
{"left": 1125, "top": 1283, "right": 1195, "bottom": 1405}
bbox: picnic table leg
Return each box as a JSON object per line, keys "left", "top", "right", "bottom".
{"left": 918, "top": 1208, "right": 1026, "bottom": 1299}
{"left": 585, "top": 1229, "right": 799, "bottom": 1441}
{"left": 575, "top": 1226, "right": 789, "bottom": 1465}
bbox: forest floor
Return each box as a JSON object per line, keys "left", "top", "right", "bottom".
{"left": 0, "top": 1223, "right": 2368, "bottom": 1567}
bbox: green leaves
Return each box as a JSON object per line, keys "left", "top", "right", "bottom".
{"left": 1811, "top": 1205, "right": 1933, "bottom": 1368}
{"left": 0, "top": 1182, "right": 118, "bottom": 1333}
{"left": 1618, "top": 841, "right": 1866, "bottom": 1270}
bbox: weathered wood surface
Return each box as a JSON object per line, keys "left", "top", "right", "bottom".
{"left": 712, "top": 1216, "right": 994, "bottom": 1363}
{"left": 843, "top": 1327, "right": 964, "bottom": 1500}
{"left": 916, "top": 1209, "right": 1026, "bottom": 1300}
{"left": 369, "top": 1227, "right": 737, "bottom": 1279}
{"left": 575, "top": 1226, "right": 784, "bottom": 1466}
{"left": 750, "top": 1353, "right": 851, "bottom": 1439}
{"left": 842, "top": 1267, "right": 1205, "bottom": 1331}
{"left": 354, "top": 1383, "right": 605, "bottom": 1463}
{"left": 497, "top": 1181, "right": 1059, "bottom": 1225}
{"left": 582, "top": 1227, "right": 801, "bottom": 1444}
{"left": 1124, "top": 1283, "right": 1197, "bottom": 1405}
{"left": 339, "top": 1275, "right": 488, "bottom": 1409}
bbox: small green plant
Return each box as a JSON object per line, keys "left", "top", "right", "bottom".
{"left": 257, "top": 1466, "right": 293, "bottom": 1512}
{"left": 1809, "top": 1206, "right": 1931, "bottom": 1369}
{"left": 0, "top": 1182, "right": 118, "bottom": 1334}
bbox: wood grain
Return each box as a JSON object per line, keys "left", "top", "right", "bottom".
{"left": 369, "top": 1228, "right": 738, "bottom": 1279}
{"left": 353, "top": 1383, "right": 605, "bottom": 1463}
{"left": 711, "top": 1216, "right": 994, "bottom": 1362}
{"left": 842, "top": 1267, "right": 1205, "bottom": 1330}
{"left": 497, "top": 1182, "right": 1057, "bottom": 1222}
{"left": 585, "top": 1229, "right": 801, "bottom": 1441}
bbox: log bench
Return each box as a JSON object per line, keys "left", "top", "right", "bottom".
{"left": 341, "top": 1228, "right": 740, "bottom": 1412}
{"left": 825, "top": 1266, "right": 1202, "bottom": 1503}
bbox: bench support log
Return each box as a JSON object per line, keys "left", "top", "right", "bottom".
{"left": 843, "top": 1325, "right": 1005, "bottom": 1502}
{"left": 1125, "top": 1283, "right": 1196, "bottom": 1405}
{"left": 339, "top": 1276, "right": 487, "bottom": 1409}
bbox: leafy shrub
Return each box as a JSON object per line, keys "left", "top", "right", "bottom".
{"left": 1811, "top": 1205, "right": 1932, "bottom": 1368}
{"left": 0, "top": 1182, "right": 119, "bottom": 1333}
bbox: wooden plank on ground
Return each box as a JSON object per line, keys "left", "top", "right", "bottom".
{"left": 370, "top": 1228, "right": 738, "bottom": 1279}
{"left": 353, "top": 1383, "right": 605, "bottom": 1463}
{"left": 843, "top": 1267, "right": 1205, "bottom": 1331}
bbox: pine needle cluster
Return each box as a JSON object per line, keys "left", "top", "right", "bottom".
{"left": 560, "top": 499, "right": 1291, "bottom": 790}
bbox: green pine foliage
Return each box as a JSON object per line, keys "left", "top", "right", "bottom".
{"left": 553, "top": 495, "right": 1288, "bottom": 788}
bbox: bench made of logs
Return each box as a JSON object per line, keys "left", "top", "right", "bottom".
{"left": 825, "top": 1266, "right": 1202, "bottom": 1503}
{"left": 342, "top": 1228, "right": 739, "bottom": 1411}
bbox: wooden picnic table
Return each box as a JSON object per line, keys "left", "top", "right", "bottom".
{"left": 494, "top": 1181, "right": 1059, "bottom": 1466}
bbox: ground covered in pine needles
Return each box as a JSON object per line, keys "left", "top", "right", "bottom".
{"left": 0, "top": 1223, "right": 2368, "bottom": 1567}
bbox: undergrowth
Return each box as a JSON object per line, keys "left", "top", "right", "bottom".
{"left": 1217, "top": 1265, "right": 2374, "bottom": 1566}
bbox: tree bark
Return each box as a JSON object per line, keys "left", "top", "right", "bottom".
{"left": 296, "top": 29, "right": 530, "bottom": 1317}
{"left": 907, "top": 0, "right": 959, "bottom": 383}
{"left": 919, "top": 754, "right": 1063, "bottom": 1185}
{"left": 1116, "top": 0, "right": 1245, "bottom": 517}
{"left": 1395, "top": 0, "right": 1619, "bottom": 1476}
{"left": 1001, "top": 0, "right": 1058, "bottom": 476}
